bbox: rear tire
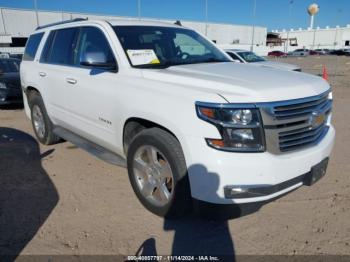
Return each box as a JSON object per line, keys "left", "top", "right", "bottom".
{"left": 127, "top": 128, "right": 192, "bottom": 218}
{"left": 29, "top": 92, "right": 60, "bottom": 145}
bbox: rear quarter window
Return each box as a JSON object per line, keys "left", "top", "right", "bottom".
{"left": 22, "top": 32, "right": 44, "bottom": 61}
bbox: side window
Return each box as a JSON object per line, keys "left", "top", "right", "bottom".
{"left": 22, "top": 32, "right": 44, "bottom": 61}
{"left": 75, "top": 27, "right": 115, "bottom": 66}
{"left": 46, "top": 28, "right": 78, "bottom": 65}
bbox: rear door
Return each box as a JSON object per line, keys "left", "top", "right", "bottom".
{"left": 20, "top": 32, "right": 45, "bottom": 114}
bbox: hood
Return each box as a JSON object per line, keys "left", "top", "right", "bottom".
{"left": 141, "top": 62, "right": 329, "bottom": 103}
{"left": 0, "top": 72, "right": 21, "bottom": 89}
{"left": 253, "top": 61, "right": 301, "bottom": 71}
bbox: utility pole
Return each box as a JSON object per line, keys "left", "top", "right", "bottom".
{"left": 250, "top": 0, "right": 256, "bottom": 51}
{"left": 205, "top": 0, "right": 208, "bottom": 36}
{"left": 34, "top": 0, "right": 39, "bottom": 27}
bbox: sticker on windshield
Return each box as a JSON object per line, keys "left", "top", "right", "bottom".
{"left": 126, "top": 49, "right": 160, "bottom": 66}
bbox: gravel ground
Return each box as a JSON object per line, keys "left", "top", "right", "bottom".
{"left": 0, "top": 56, "right": 349, "bottom": 258}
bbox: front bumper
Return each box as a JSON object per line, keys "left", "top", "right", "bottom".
{"left": 0, "top": 89, "right": 23, "bottom": 105}
{"left": 223, "top": 157, "right": 328, "bottom": 199}
{"left": 185, "top": 125, "right": 335, "bottom": 204}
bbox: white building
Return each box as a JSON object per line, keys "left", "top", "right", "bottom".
{"left": 0, "top": 7, "right": 267, "bottom": 54}
{"left": 272, "top": 25, "right": 350, "bottom": 51}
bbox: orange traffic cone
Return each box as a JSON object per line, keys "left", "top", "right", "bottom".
{"left": 322, "top": 65, "right": 329, "bottom": 82}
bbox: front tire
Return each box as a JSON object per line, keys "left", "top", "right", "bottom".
{"left": 127, "top": 128, "right": 192, "bottom": 218}
{"left": 29, "top": 92, "right": 60, "bottom": 145}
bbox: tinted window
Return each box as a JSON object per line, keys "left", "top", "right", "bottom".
{"left": 75, "top": 27, "right": 115, "bottom": 66}
{"left": 0, "top": 59, "right": 20, "bottom": 73}
{"left": 23, "top": 32, "right": 44, "bottom": 61}
{"left": 47, "top": 28, "right": 78, "bottom": 65}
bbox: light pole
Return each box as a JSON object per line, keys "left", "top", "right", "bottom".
{"left": 205, "top": 0, "right": 208, "bottom": 36}
{"left": 0, "top": 8, "right": 7, "bottom": 34}
{"left": 286, "top": 0, "right": 293, "bottom": 53}
{"left": 34, "top": 0, "right": 39, "bottom": 27}
{"left": 312, "top": 26, "right": 317, "bottom": 50}
{"left": 137, "top": 0, "right": 141, "bottom": 19}
{"left": 250, "top": 0, "right": 256, "bottom": 51}
{"left": 333, "top": 26, "right": 338, "bottom": 49}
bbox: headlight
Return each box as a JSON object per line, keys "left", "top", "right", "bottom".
{"left": 328, "top": 92, "right": 332, "bottom": 100}
{"left": 0, "top": 83, "right": 7, "bottom": 89}
{"left": 196, "top": 103, "right": 265, "bottom": 152}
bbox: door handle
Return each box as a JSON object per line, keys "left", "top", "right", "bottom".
{"left": 39, "top": 72, "right": 46, "bottom": 77}
{"left": 66, "top": 78, "right": 77, "bottom": 85}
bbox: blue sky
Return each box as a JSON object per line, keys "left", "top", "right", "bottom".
{"left": 0, "top": 0, "right": 348, "bottom": 30}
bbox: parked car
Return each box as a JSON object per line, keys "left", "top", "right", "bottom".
{"left": 226, "top": 49, "right": 301, "bottom": 71}
{"left": 267, "top": 50, "right": 287, "bottom": 57}
{"left": 21, "top": 19, "right": 334, "bottom": 218}
{"left": 329, "top": 49, "right": 350, "bottom": 56}
{"left": 314, "top": 49, "right": 330, "bottom": 55}
{"left": 288, "top": 49, "right": 310, "bottom": 56}
{"left": 9, "top": 53, "right": 23, "bottom": 60}
{"left": 0, "top": 52, "right": 10, "bottom": 59}
{"left": 309, "top": 50, "right": 322, "bottom": 55}
{"left": 0, "top": 58, "right": 23, "bottom": 106}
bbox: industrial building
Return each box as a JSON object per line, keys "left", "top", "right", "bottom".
{"left": 267, "top": 3, "right": 350, "bottom": 52}
{"left": 271, "top": 26, "right": 350, "bottom": 51}
{"left": 0, "top": 7, "right": 267, "bottom": 54}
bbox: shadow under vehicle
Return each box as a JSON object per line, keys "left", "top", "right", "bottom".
{"left": 0, "top": 128, "right": 58, "bottom": 260}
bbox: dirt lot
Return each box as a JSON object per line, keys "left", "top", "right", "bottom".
{"left": 0, "top": 56, "right": 350, "bottom": 258}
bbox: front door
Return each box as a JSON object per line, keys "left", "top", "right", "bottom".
{"left": 62, "top": 26, "right": 122, "bottom": 152}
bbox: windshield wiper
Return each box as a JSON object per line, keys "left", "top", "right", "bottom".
{"left": 187, "top": 58, "right": 229, "bottom": 65}
{"left": 134, "top": 58, "right": 228, "bottom": 69}
{"left": 134, "top": 62, "right": 173, "bottom": 69}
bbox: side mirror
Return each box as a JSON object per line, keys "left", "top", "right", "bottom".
{"left": 80, "top": 52, "right": 116, "bottom": 69}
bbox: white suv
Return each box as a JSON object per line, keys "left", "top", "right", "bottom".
{"left": 20, "top": 19, "right": 335, "bottom": 218}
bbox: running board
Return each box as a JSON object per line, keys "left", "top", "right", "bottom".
{"left": 53, "top": 126, "right": 126, "bottom": 168}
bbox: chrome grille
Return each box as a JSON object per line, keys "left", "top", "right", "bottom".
{"left": 259, "top": 90, "right": 332, "bottom": 154}
{"left": 279, "top": 125, "right": 329, "bottom": 152}
{"left": 273, "top": 93, "right": 330, "bottom": 120}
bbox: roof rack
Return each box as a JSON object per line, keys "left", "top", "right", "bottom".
{"left": 36, "top": 18, "right": 88, "bottom": 30}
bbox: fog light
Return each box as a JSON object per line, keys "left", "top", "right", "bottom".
{"left": 230, "top": 187, "right": 246, "bottom": 193}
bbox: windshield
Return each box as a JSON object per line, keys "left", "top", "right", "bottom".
{"left": 113, "top": 26, "right": 230, "bottom": 68}
{"left": 0, "top": 59, "right": 20, "bottom": 73}
{"left": 237, "top": 52, "right": 265, "bottom": 63}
